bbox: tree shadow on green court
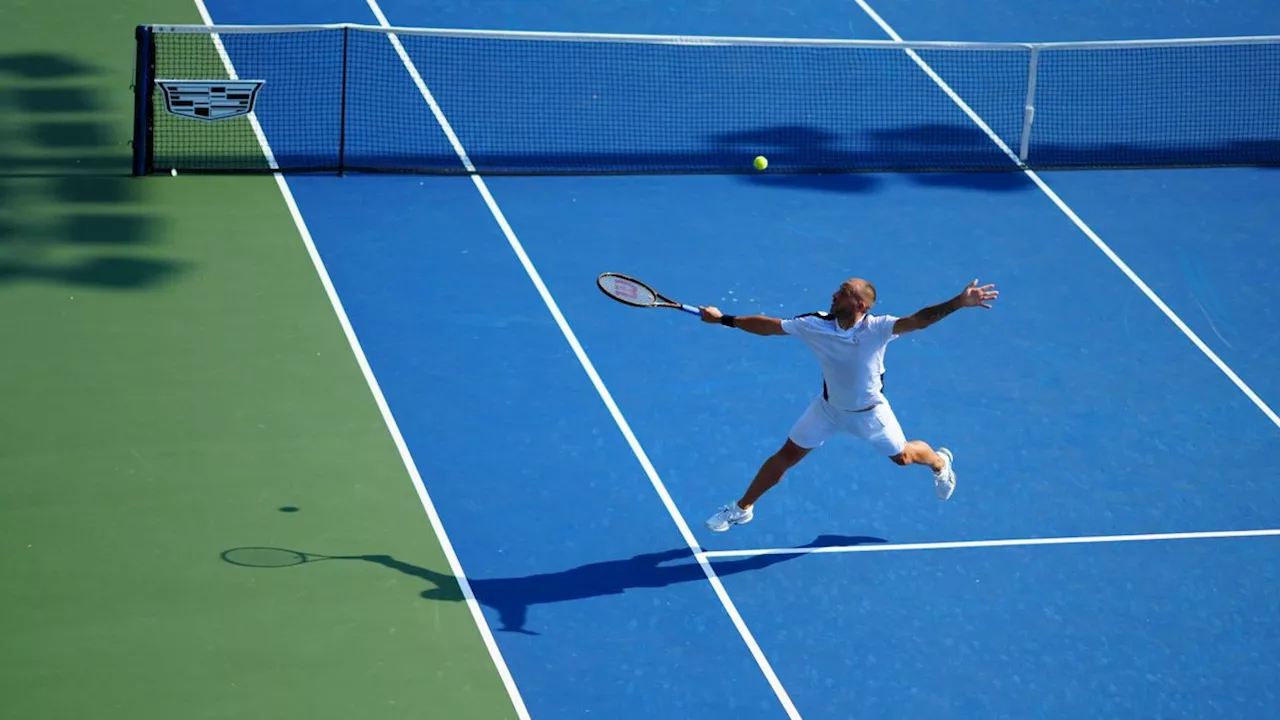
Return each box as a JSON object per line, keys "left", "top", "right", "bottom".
{"left": 221, "top": 534, "right": 885, "bottom": 636}
{"left": 0, "top": 52, "right": 184, "bottom": 289}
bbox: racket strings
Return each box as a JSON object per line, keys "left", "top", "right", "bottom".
{"left": 599, "top": 274, "right": 657, "bottom": 305}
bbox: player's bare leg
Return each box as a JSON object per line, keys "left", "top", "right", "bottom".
{"left": 739, "top": 439, "right": 812, "bottom": 508}
{"left": 892, "top": 440, "right": 944, "bottom": 471}
{"left": 891, "top": 440, "right": 956, "bottom": 499}
{"left": 706, "top": 439, "right": 812, "bottom": 532}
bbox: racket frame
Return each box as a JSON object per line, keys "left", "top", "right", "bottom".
{"left": 596, "top": 272, "right": 700, "bottom": 315}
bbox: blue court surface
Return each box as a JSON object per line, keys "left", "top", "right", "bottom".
{"left": 196, "top": 0, "right": 1280, "bottom": 717}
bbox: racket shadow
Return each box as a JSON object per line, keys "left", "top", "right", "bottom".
{"left": 218, "top": 534, "right": 884, "bottom": 636}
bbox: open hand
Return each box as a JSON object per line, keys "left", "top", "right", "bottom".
{"left": 958, "top": 279, "right": 999, "bottom": 308}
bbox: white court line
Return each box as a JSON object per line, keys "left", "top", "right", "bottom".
{"left": 699, "top": 528, "right": 1280, "bottom": 559}
{"left": 363, "top": 1, "right": 803, "bottom": 718}
{"left": 852, "top": 0, "right": 1280, "bottom": 431}
{"left": 189, "top": 2, "right": 531, "bottom": 718}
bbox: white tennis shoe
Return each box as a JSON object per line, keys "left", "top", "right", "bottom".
{"left": 705, "top": 503, "right": 753, "bottom": 532}
{"left": 934, "top": 447, "right": 956, "bottom": 500}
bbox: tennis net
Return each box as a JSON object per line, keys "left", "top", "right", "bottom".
{"left": 131, "top": 24, "right": 1280, "bottom": 175}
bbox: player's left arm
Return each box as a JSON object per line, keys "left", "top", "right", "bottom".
{"left": 892, "top": 279, "right": 998, "bottom": 335}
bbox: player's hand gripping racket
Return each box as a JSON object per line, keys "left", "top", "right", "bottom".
{"left": 597, "top": 273, "right": 700, "bottom": 315}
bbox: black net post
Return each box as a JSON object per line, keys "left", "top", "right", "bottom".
{"left": 131, "top": 25, "right": 155, "bottom": 176}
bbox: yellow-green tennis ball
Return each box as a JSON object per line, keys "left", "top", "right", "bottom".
{"left": 753, "top": 155, "right": 768, "bottom": 170}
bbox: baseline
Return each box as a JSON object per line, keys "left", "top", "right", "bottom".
{"left": 700, "top": 527, "right": 1280, "bottom": 559}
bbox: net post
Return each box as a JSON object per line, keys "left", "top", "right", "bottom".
{"left": 1018, "top": 45, "right": 1040, "bottom": 165}
{"left": 338, "top": 25, "right": 349, "bottom": 175}
{"left": 131, "top": 25, "right": 155, "bottom": 176}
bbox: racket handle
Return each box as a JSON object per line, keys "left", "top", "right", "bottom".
{"left": 680, "top": 304, "right": 701, "bottom": 315}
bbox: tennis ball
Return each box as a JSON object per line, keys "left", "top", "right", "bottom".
{"left": 753, "top": 155, "right": 768, "bottom": 170}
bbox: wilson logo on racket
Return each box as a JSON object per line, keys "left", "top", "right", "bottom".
{"left": 597, "top": 272, "right": 701, "bottom": 316}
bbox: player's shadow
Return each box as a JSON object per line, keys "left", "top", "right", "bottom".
{"left": 0, "top": 52, "right": 183, "bottom": 290}
{"left": 418, "top": 534, "right": 885, "bottom": 635}
{"left": 225, "top": 534, "right": 884, "bottom": 635}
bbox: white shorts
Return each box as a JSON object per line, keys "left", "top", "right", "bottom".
{"left": 787, "top": 396, "right": 908, "bottom": 457}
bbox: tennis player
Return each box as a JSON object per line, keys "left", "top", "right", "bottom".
{"left": 700, "top": 277, "right": 998, "bottom": 532}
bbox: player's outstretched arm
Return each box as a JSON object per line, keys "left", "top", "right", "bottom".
{"left": 699, "top": 306, "right": 787, "bottom": 336}
{"left": 892, "top": 279, "right": 998, "bottom": 335}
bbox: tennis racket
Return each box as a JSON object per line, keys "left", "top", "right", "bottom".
{"left": 597, "top": 273, "right": 700, "bottom": 315}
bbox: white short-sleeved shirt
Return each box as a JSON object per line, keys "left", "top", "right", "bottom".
{"left": 780, "top": 311, "right": 900, "bottom": 411}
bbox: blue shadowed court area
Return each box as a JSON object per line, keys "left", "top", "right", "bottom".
{"left": 180, "top": 0, "right": 1280, "bottom": 716}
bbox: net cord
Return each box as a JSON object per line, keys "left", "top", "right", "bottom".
{"left": 141, "top": 23, "right": 1280, "bottom": 51}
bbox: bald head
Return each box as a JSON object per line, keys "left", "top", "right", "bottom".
{"left": 843, "top": 278, "right": 877, "bottom": 307}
